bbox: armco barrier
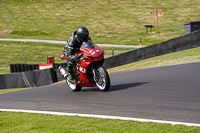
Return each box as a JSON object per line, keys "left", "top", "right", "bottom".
{"left": 103, "top": 30, "right": 200, "bottom": 69}
{"left": 0, "top": 75, "right": 6, "bottom": 89}
{"left": 1, "top": 73, "right": 29, "bottom": 89}
{"left": 54, "top": 69, "right": 65, "bottom": 82}
{"left": 21, "top": 70, "right": 36, "bottom": 87}
{"left": 34, "top": 69, "right": 54, "bottom": 87}
{"left": 0, "top": 68, "right": 56, "bottom": 89}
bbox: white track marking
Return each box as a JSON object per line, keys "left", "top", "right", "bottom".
{"left": 0, "top": 109, "right": 199, "bottom": 127}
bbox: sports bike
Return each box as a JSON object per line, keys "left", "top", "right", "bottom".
{"left": 59, "top": 40, "right": 110, "bottom": 92}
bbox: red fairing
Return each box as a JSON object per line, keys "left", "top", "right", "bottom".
{"left": 60, "top": 43, "right": 105, "bottom": 87}
{"left": 60, "top": 53, "right": 68, "bottom": 62}
{"left": 78, "top": 43, "right": 104, "bottom": 63}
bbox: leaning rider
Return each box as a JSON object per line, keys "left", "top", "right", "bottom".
{"left": 63, "top": 26, "right": 92, "bottom": 83}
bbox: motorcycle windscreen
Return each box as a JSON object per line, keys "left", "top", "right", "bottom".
{"left": 81, "top": 40, "right": 95, "bottom": 49}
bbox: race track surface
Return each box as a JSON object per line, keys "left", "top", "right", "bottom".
{"left": 0, "top": 62, "right": 200, "bottom": 123}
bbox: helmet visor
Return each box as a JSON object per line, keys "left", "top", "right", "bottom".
{"left": 78, "top": 34, "right": 88, "bottom": 42}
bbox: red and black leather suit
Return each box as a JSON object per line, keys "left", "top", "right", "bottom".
{"left": 63, "top": 30, "right": 91, "bottom": 81}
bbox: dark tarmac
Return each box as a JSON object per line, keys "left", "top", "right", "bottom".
{"left": 0, "top": 62, "right": 199, "bottom": 123}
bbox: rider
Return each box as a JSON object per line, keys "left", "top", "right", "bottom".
{"left": 63, "top": 26, "right": 92, "bottom": 83}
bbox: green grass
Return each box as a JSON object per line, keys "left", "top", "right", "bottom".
{"left": 0, "top": 87, "right": 31, "bottom": 94}
{"left": 0, "top": 0, "right": 199, "bottom": 46}
{"left": 0, "top": 112, "right": 199, "bottom": 133}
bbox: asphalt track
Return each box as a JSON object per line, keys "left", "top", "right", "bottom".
{"left": 0, "top": 62, "right": 200, "bottom": 124}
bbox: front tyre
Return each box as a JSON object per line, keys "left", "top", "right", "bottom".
{"left": 95, "top": 66, "right": 110, "bottom": 92}
{"left": 66, "top": 80, "right": 82, "bottom": 92}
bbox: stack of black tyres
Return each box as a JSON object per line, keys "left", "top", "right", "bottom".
{"left": 10, "top": 64, "right": 39, "bottom": 73}
{"left": 10, "top": 63, "right": 67, "bottom": 73}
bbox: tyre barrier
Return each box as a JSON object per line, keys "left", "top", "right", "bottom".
{"left": 10, "top": 63, "right": 67, "bottom": 73}
{"left": 10, "top": 64, "right": 39, "bottom": 73}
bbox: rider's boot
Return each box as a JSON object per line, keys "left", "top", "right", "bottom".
{"left": 66, "top": 60, "right": 80, "bottom": 83}
{"left": 67, "top": 73, "right": 76, "bottom": 83}
{"left": 67, "top": 66, "right": 79, "bottom": 83}
{"left": 67, "top": 72, "right": 80, "bottom": 83}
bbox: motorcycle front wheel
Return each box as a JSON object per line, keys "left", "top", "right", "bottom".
{"left": 66, "top": 80, "right": 82, "bottom": 92}
{"left": 95, "top": 66, "right": 110, "bottom": 92}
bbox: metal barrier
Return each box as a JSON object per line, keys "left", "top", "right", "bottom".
{"left": 103, "top": 30, "right": 200, "bottom": 69}
{"left": 0, "top": 69, "right": 56, "bottom": 89}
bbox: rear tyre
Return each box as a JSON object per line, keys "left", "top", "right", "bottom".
{"left": 66, "top": 80, "right": 82, "bottom": 92}
{"left": 95, "top": 66, "right": 110, "bottom": 92}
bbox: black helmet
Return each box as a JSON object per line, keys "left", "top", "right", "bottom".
{"left": 76, "top": 26, "right": 89, "bottom": 42}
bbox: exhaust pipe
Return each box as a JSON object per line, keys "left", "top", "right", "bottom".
{"left": 59, "top": 66, "right": 68, "bottom": 78}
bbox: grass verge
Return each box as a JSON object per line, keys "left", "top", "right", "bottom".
{"left": 0, "top": 0, "right": 199, "bottom": 46}
{"left": 0, "top": 112, "right": 199, "bottom": 133}
{"left": 0, "top": 88, "right": 31, "bottom": 95}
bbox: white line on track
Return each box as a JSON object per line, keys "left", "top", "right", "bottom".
{"left": 0, "top": 109, "right": 199, "bottom": 127}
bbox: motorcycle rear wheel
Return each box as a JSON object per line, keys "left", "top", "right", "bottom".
{"left": 95, "top": 66, "right": 110, "bottom": 92}
{"left": 66, "top": 80, "right": 82, "bottom": 92}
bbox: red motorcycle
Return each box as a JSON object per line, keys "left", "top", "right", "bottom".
{"left": 59, "top": 40, "right": 110, "bottom": 92}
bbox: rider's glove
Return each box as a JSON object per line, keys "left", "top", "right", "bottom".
{"left": 73, "top": 52, "right": 84, "bottom": 62}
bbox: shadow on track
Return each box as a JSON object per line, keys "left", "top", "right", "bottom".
{"left": 109, "top": 82, "right": 149, "bottom": 92}
{"left": 82, "top": 82, "right": 149, "bottom": 92}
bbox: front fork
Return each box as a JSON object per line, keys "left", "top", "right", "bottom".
{"left": 92, "top": 67, "right": 100, "bottom": 83}
{"left": 92, "top": 69, "right": 97, "bottom": 82}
